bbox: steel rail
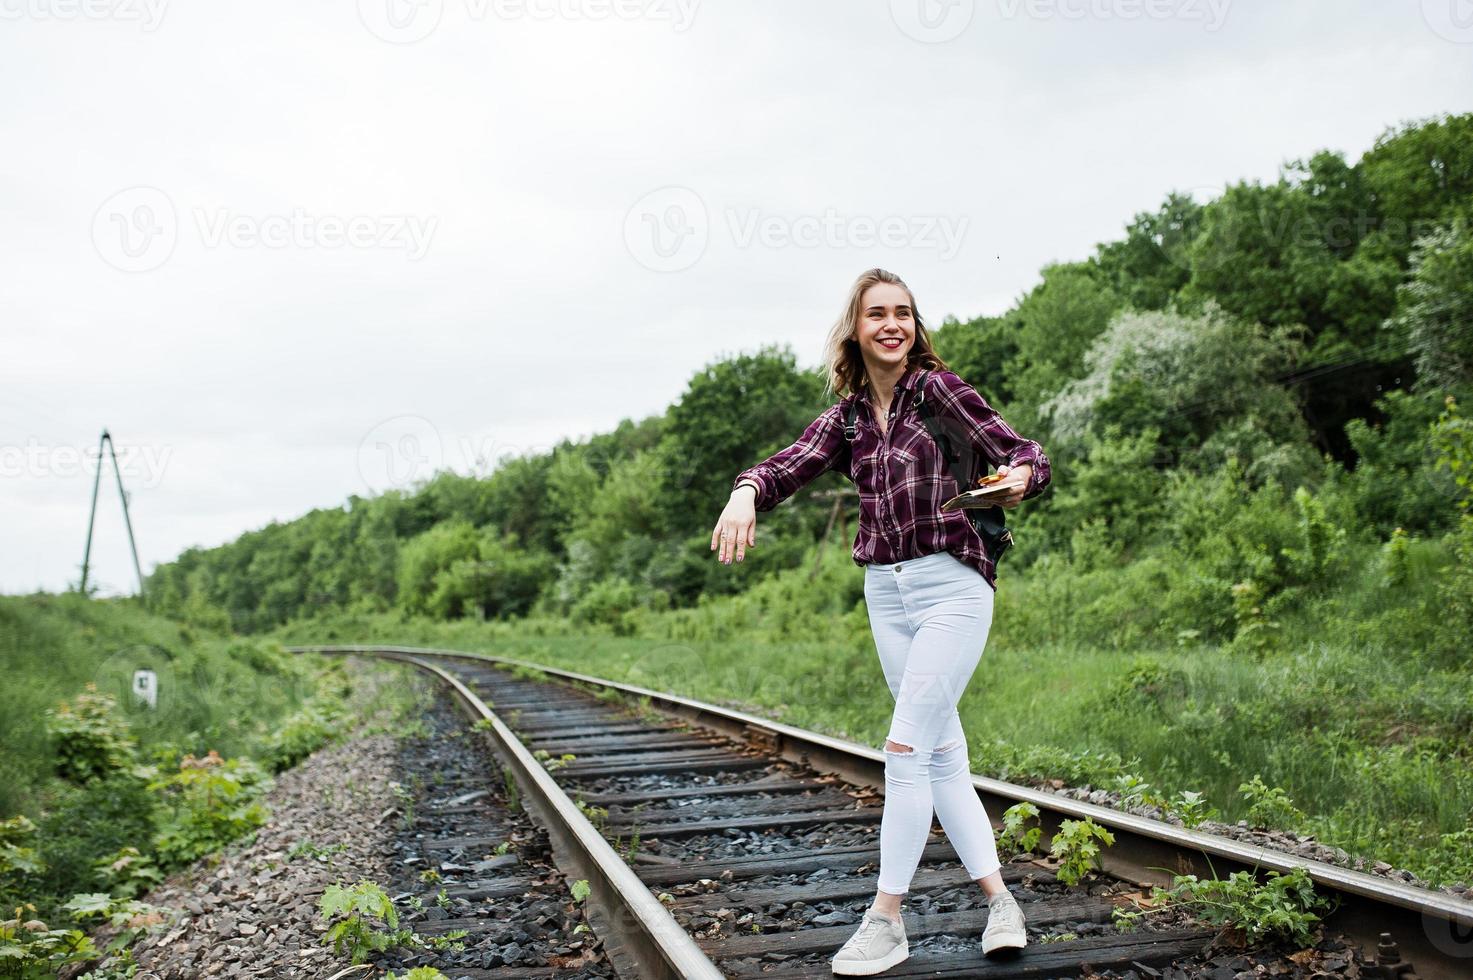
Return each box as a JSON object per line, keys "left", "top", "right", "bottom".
{"left": 292, "top": 643, "right": 1473, "bottom": 980}
{"left": 324, "top": 648, "right": 724, "bottom": 980}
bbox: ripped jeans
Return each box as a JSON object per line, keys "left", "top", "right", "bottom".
{"left": 863, "top": 549, "right": 1001, "bottom": 895}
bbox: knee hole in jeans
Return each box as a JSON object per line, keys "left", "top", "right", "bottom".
{"left": 884, "top": 739, "right": 914, "bottom": 755}
{"left": 935, "top": 739, "right": 962, "bottom": 754}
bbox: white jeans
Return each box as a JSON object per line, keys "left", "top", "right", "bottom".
{"left": 863, "top": 549, "right": 1001, "bottom": 895}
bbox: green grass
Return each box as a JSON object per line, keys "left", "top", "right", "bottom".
{"left": 269, "top": 528, "right": 1473, "bottom": 889}
{"left": 0, "top": 592, "right": 328, "bottom": 818}
{"left": 0, "top": 592, "right": 437, "bottom": 928}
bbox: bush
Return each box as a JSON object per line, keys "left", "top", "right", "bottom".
{"left": 0, "top": 909, "right": 97, "bottom": 980}
{"left": 0, "top": 817, "right": 43, "bottom": 905}
{"left": 1337, "top": 388, "right": 1462, "bottom": 537}
{"left": 397, "top": 521, "right": 556, "bottom": 621}
{"left": 149, "top": 751, "right": 270, "bottom": 868}
{"left": 1117, "top": 866, "right": 1332, "bottom": 946}
{"left": 317, "top": 879, "right": 467, "bottom": 965}
{"left": 262, "top": 694, "right": 346, "bottom": 773}
{"left": 318, "top": 879, "right": 404, "bottom": 964}
{"left": 44, "top": 686, "right": 136, "bottom": 785}
{"left": 1049, "top": 817, "right": 1115, "bottom": 886}
{"left": 1238, "top": 775, "right": 1307, "bottom": 830}
{"left": 18, "top": 776, "right": 157, "bottom": 922}
{"left": 569, "top": 578, "right": 641, "bottom": 634}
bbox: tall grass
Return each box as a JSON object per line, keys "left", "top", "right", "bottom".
{"left": 0, "top": 592, "right": 322, "bottom": 817}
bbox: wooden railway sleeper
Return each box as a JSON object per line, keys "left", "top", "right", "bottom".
{"left": 743, "top": 721, "right": 780, "bottom": 754}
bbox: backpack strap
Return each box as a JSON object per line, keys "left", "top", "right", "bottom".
{"left": 913, "top": 370, "right": 968, "bottom": 486}
{"left": 914, "top": 369, "right": 1015, "bottom": 555}
{"left": 843, "top": 396, "right": 860, "bottom": 441}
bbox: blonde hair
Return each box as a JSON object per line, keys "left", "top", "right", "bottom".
{"left": 822, "top": 268, "right": 950, "bottom": 399}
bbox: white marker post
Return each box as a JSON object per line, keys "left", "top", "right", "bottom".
{"left": 132, "top": 668, "right": 158, "bottom": 710}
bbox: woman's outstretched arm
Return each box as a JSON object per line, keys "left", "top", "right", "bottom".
{"left": 730, "top": 403, "right": 849, "bottom": 512}
{"left": 715, "top": 403, "right": 848, "bottom": 564}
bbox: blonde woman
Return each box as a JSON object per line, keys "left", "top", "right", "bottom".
{"left": 712, "top": 268, "right": 1050, "bottom": 975}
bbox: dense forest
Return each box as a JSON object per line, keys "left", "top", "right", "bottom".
{"left": 144, "top": 112, "right": 1473, "bottom": 652}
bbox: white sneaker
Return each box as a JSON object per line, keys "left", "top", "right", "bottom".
{"left": 831, "top": 908, "right": 909, "bottom": 976}
{"left": 981, "top": 890, "right": 1027, "bottom": 955}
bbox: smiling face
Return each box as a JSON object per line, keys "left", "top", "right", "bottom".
{"left": 854, "top": 281, "right": 916, "bottom": 375}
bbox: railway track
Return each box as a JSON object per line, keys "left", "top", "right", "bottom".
{"left": 289, "top": 643, "right": 1473, "bottom": 979}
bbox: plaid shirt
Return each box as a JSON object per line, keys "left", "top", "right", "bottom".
{"left": 732, "top": 363, "right": 1051, "bottom": 590}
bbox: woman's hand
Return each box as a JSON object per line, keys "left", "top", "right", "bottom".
{"left": 992, "top": 463, "right": 1032, "bottom": 509}
{"left": 712, "top": 485, "right": 758, "bottom": 564}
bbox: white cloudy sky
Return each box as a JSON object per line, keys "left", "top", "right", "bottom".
{"left": 3, "top": 0, "right": 1471, "bottom": 596}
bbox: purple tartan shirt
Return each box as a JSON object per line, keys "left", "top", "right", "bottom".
{"left": 731, "top": 363, "right": 1051, "bottom": 591}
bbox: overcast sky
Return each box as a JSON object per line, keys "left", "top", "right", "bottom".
{"left": 3, "top": 0, "right": 1470, "bottom": 596}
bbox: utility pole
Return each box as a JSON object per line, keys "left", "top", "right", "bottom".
{"left": 80, "top": 429, "right": 146, "bottom": 597}
{"left": 809, "top": 487, "right": 858, "bottom": 581}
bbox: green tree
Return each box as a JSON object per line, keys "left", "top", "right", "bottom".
{"left": 1360, "top": 112, "right": 1473, "bottom": 261}
{"left": 396, "top": 520, "right": 481, "bottom": 617}
{"left": 1391, "top": 219, "right": 1473, "bottom": 392}
{"left": 658, "top": 346, "right": 831, "bottom": 532}
{"left": 1041, "top": 304, "right": 1312, "bottom": 484}
{"left": 1003, "top": 261, "right": 1124, "bottom": 412}
{"left": 1094, "top": 190, "right": 1203, "bottom": 311}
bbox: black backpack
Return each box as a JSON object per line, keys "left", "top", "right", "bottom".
{"left": 844, "top": 369, "right": 1014, "bottom": 564}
